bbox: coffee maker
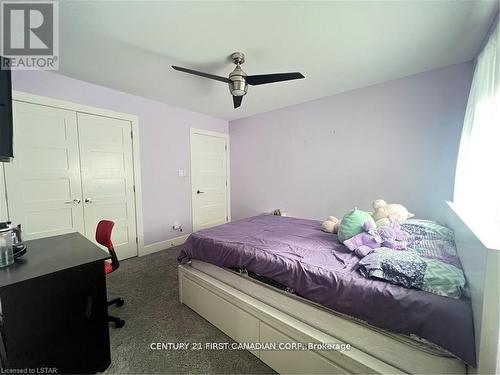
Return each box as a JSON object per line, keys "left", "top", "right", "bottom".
{"left": 0, "top": 221, "right": 26, "bottom": 266}
{"left": 0, "top": 222, "right": 13, "bottom": 267}
{"left": 10, "top": 222, "right": 26, "bottom": 255}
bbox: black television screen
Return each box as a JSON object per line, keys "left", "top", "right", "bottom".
{"left": 0, "top": 56, "right": 13, "bottom": 162}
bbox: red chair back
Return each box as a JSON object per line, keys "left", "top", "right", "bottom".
{"left": 96, "top": 220, "right": 119, "bottom": 272}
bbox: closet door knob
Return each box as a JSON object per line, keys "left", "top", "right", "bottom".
{"left": 196, "top": 190, "right": 205, "bottom": 194}
{"left": 85, "top": 198, "right": 92, "bottom": 203}
{"left": 65, "top": 198, "right": 81, "bottom": 204}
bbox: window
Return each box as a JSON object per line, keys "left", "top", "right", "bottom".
{"left": 454, "top": 22, "right": 499, "bottom": 245}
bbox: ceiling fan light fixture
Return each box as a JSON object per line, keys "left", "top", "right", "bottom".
{"left": 232, "top": 89, "right": 246, "bottom": 97}
{"left": 229, "top": 78, "right": 248, "bottom": 96}
{"left": 172, "top": 52, "right": 304, "bottom": 109}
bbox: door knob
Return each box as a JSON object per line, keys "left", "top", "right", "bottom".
{"left": 85, "top": 198, "right": 92, "bottom": 203}
{"left": 196, "top": 190, "right": 205, "bottom": 194}
{"left": 65, "top": 198, "right": 81, "bottom": 204}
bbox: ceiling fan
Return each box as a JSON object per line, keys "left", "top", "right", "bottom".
{"left": 172, "top": 52, "right": 304, "bottom": 109}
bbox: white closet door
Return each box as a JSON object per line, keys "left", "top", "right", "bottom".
{"left": 77, "top": 113, "right": 137, "bottom": 260}
{"left": 5, "top": 102, "right": 85, "bottom": 239}
{"left": 191, "top": 130, "right": 229, "bottom": 232}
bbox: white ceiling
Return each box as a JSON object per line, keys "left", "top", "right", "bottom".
{"left": 59, "top": 1, "right": 498, "bottom": 121}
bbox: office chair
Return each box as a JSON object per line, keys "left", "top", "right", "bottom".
{"left": 96, "top": 220, "right": 125, "bottom": 328}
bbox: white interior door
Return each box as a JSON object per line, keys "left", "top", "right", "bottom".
{"left": 191, "top": 130, "right": 229, "bottom": 232}
{"left": 77, "top": 113, "right": 137, "bottom": 260}
{"left": 4, "top": 102, "right": 85, "bottom": 240}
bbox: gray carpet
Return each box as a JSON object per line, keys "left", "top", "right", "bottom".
{"left": 104, "top": 246, "right": 275, "bottom": 374}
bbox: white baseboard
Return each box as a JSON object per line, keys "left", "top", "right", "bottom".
{"left": 140, "top": 233, "right": 190, "bottom": 256}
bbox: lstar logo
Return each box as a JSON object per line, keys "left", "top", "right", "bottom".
{"left": 1, "top": 0, "right": 59, "bottom": 70}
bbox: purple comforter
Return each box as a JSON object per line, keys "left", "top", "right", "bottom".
{"left": 179, "top": 215, "right": 475, "bottom": 366}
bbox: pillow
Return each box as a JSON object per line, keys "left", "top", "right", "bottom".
{"left": 421, "top": 259, "right": 466, "bottom": 299}
{"left": 402, "top": 219, "right": 467, "bottom": 298}
{"left": 358, "top": 248, "right": 427, "bottom": 289}
{"left": 402, "top": 219, "right": 461, "bottom": 268}
{"left": 338, "top": 208, "right": 375, "bottom": 243}
{"left": 358, "top": 248, "right": 466, "bottom": 299}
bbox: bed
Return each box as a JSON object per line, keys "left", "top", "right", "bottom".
{"left": 177, "top": 204, "right": 499, "bottom": 374}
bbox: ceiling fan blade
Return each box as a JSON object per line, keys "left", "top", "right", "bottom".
{"left": 233, "top": 95, "right": 243, "bottom": 109}
{"left": 172, "top": 65, "right": 230, "bottom": 83}
{"left": 245, "top": 72, "right": 304, "bottom": 86}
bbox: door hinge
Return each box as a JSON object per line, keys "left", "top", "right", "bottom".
{"left": 225, "top": 145, "right": 227, "bottom": 151}
{"left": 133, "top": 184, "right": 136, "bottom": 192}
{"left": 226, "top": 216, "right": 228, "bottom": 222}
{"left": 136, "top": 236, "right": 138, "bottom": 244}
{"left": 131, "top": 130, "right": 133, "bottom": 139}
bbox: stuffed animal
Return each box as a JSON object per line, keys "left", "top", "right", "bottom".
{"left": 343, "top": 221, "right": 382, "bottom": 257}
{"left": 337, "top": 208, "right": 375, "bottom": 242}
{"left": 344, "top": 221, "right": 409, "bottom": 257}
{"left": 372, "top": 199, "right": 414, "bottom": 227}
{"left": 321, "top": 216, "right": 341, "bottom": 234}
{"left": 378, "top": 223, "right": 409, "bottom": 250}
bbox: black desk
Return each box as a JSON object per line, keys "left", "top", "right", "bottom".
{"left": 0, "top": 232, "right": 111, "bottom": 373}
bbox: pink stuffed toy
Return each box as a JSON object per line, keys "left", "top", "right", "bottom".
{"left": 343, "top": 221, "right": 409, "bottom": 257}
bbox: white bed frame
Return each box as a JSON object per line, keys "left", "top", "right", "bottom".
{"left": 178, "top": 203, "right": 499, "bottom": 374}
{"left": 445, "top": 203, "right": 499, "bottom": 375}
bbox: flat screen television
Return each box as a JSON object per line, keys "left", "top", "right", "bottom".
{"left": 0, "top": 56, "right": 13, "bottom": 162}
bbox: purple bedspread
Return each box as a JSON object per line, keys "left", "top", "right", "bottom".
{"left": 179, "top": 215, "right": 475, "bottom": 366}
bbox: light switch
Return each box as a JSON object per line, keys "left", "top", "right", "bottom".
{"left": 178, "top": 169, "right": 186, "bottom": 177}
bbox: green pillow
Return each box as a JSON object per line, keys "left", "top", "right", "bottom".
{"left": 337, "top": 208, "right": 375, "bottom": 243}
{"left": 422, "top": 259, "right": 466, "bottom": 299}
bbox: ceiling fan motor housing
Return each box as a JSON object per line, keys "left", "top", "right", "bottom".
{"left": 228, "top": 65, "right": 248, "bottom": 97}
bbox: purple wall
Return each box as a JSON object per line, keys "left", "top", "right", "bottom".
{"left": 229, "top": 62, "right": 473, "bottom": 223}
{"left": 11, "top": 61, "right": 474, "bottom": 244}
{"left": 12, "top": 70, "right": 228, "bottom": 245}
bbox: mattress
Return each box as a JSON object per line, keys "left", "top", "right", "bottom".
{"left": 179, "top": 215, "right": 475, "bottom": 366}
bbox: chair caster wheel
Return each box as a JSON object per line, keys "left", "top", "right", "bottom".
{"left": 116, "top": 298, "right": 125, "bottom": 307}
{"left": 115, "top": 319, "right": 125, "bottom": 328}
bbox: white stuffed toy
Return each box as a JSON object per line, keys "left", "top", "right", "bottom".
{"left": 372, "top": 199, "right": 414, "bottom": 227}
{"left": 321, "top": 216, "right": 341, "bottom": 234}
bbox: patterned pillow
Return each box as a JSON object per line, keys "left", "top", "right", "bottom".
{"left": 421, "top": 259, "right": 466, "bottom": 299}
{"left": 358, "top": 248, "right": 427, "bottom": 289}
{"left": 402, "top": 219, "right": 461, "bottom": 268}
{"left": 401, "top": 219, "right": 467, "bottom": 299}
